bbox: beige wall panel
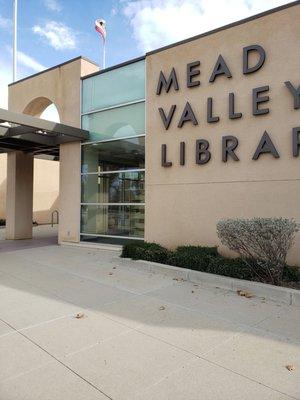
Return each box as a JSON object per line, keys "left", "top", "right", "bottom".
{"left": 33, "top": 159, "right": 59, "bottom": 224}
{"left": 146, "top": 181, "right": 300, "bottom": 265}
{"left": 146, "top": 4, "right": 300, "bottom": 264}
{"left": 81, "top": 58, "right": 100, "bottom": 78}
{"left": 8, "top": 58, "right": 88, "bottom": 126}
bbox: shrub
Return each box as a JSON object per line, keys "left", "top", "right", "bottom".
{"left": 283, "top": 265, "right": 300, "bottom": 282}
{"left": 206, "top": 256, "right": 254, "bottom": 280}
{"left": 168, "top": 246, "right": 218, "bottom": 271}
{"left": 217, "top": 218, "right": 299, "bottom": 285}
{"left": 121, "top": 241, "right": 300, "bottom": 284}
{"left": 121, "top": 241, "right": 170, "bottom": 264}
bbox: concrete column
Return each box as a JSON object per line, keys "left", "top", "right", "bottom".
{"left": 6, "top": 151, "right": 34, "bottom": 240}
{"left": 58, "top": 142, "right": 81, "bottom": 243}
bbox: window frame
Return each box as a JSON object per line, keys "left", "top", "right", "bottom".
{"left": 80, "top": 203, "right": 145, "bottom": 239}
{"left": 80, "top": 133, "right": 145, "bottom": 240}
{"left": 80, "top": 59, "right": 146, "bottom": 241}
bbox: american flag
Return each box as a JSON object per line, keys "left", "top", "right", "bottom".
{"left": 95, "top": 19, "right": 106, "bottom": 42}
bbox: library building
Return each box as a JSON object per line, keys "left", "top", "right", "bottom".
{"left": 0, "top": 1, "right": 300, "bottom": 264}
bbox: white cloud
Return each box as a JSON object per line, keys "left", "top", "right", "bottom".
{"left": 18, "top": 51, "right": 46, "bottom": 72}
{"left": 5, "top": 46, "right": 46, "bottom": 72}
{"left": 0, "top": 63, "right": 11, "bottom": 109}
{"left": 0, "top": 50, "right": 46, "bottom": 109}
{"left": 122, "top": 0, "right": 291, "bottom": 52}
{"left": 33, "top": 21, "right": 76, "bottom": 50}
{"left": 44, "top": 0, "right": 62, "bottom": 12}
{"left": 111, "top": 7, "right": 118, "bottom": 16}
{"left": 0, "top": 15, "right": 12, "bottom": 30}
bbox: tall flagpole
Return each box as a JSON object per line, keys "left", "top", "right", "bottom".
{"left": 13, "top": 0, "right": 18, "bottom": 82}
{"left": 102, "top": 38, "right": 106, "bottom": 69}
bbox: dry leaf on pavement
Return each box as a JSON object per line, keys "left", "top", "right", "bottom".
{"left": 237, "top": 289, "right": 254, "bottom": 298}
{"left": 286, "top": 365, "right": 295, "bottom": 371}
{"left": 75, "top": 313, "right": 85, "bottom": 319}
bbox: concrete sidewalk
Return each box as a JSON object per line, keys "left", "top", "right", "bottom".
{"left": 0, "top": 225, "right": 58, "bottom": 252}
{"left": 0, "top": 231, "right": 299, "bottom": 399}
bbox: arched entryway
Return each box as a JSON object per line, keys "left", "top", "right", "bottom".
{"left": 5, "top": 56, "right": 99, "bottom": 242}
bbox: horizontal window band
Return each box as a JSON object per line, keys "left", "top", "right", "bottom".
{"left": 80, "top": 233, "right": 144, "bottom": 240}
{"left": 81, "top": 134, "right": 145, "bottom": 146}
{"left": 81, "top": 203, "right": 145, "bottom": 206}
{"left": 81, "top": 169, "right": 145, "bottom": 175}
{"left": 81, "top": 99, "right": 145, "bottom": 116}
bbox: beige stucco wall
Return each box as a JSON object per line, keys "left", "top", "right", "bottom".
{"left": 8, "top": 57, "right": 99, "bottom": 242}
{"left": 33, "top": 158, "right": 59, "bottom": 224}
{"left": 8, "top": 58, "right": 98, "bottom": 122}
{"left": 145, "top": 4, "right": 300, "bottom": 265}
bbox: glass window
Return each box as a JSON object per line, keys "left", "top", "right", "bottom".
{"left": 81, "top": 204, "right": 144, "bottom": 238}
{"left": 81, "top": 171, "right": 145, "bottom": 204}
{"left": 81, "top": 136, "right": 145, "bottom": 173}
{"left": 82, "top": 102, "right": 145, "bottom": 142}
{"left": 82, "top": 60, "right": 145, "bottom": 113}
{"left": 81, "top": 59, "right": 146, "bottom": 242}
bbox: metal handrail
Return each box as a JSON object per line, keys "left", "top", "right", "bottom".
{"left": 51, "top": 210, "right": 59, "bottom": 227}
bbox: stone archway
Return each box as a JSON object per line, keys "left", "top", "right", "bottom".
{"left": 23, "top": 96, "right": 54, "bottom": 117}
{"left": 6, "top": 57, "right": 99, "bottom": 242}
{"left": 21, "top": 96, "right": 61, "bottom": 125}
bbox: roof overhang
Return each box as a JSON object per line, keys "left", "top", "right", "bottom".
{"left": 0, "top": 108, "right": 89, "bottom": 158}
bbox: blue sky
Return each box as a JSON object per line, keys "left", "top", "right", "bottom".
{"left": 0, "top": 0, "right": 139, "bottom": 76}
{"left": 0, "top": 0, "right": 292, "bottom": 110}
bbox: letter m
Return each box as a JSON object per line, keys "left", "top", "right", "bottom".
{"left": 156, "top": 68, "right": 179, "bottom": 95}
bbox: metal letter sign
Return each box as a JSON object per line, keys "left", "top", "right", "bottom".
{"left": 156, "top": 43, "right": 299, "bottom": 167}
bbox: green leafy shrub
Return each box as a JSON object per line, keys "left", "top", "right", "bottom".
{"left": 121, "top": 241, "right": 170, "bottom": 264}
{"left": 283, "top": 265, "right": 300, "bottom": 282}
{"left": 121, "top": 242, "right": 139, "bottom": 259}
{"left": 206, "top": 256, "right": 254, "bottom": 280}
{"left": 168, "top": 246, "right": 218, "bottom": 271}
{"left": 121, "top": 242, "right": 300, "bottom": 284}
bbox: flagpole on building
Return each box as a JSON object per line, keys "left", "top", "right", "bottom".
{"left": 103, "top": 38, "right": 106, "bottom": 69}
{"left": 13, "top": 0, "right": 18, "bottom": 82}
